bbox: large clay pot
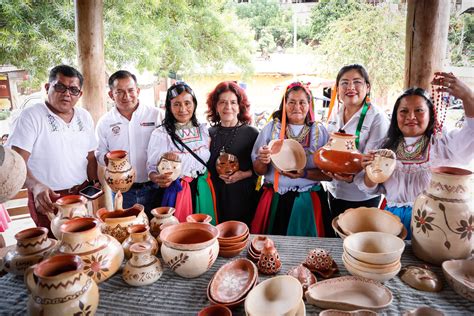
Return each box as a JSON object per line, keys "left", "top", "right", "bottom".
{"left": 25, "top": 254, "right": 99, "bottom": 316}
{"left": 1, "top": 227, "right": 57, "bottom": 275}
{"left": 412, "top": 167, "right": 473, "bottom": 265}
{"left": 122, "top": 224, "right": 158, "bottom": 259}
{"left": 104, "top": 150, "right": 136, "bottom": 193}
{"left": 56, "top": 217, "right": 124, "bottom": 283}
{"left": 0, "top": 145, "right": 27, "bottom": 203}
{"left": 50, "top": 195, "right": 91, "bottom": 240}
{"left": 96, "top": 204, "right": 148, "bottom": 243}
{"left": 123, "top": 242, "right": 162, "bottom": 286}
{"left": 150, "top": 207, "right": 179, "bottom": 238}
{"left": 314, "top": 132, "right": 363, "bottom": 175}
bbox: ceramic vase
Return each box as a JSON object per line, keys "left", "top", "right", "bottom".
{"left": 314, "top": 132, "right": 363, "bottom": 175}
{"left": 412, "top": 167, "right": 473, "bottom": 265}
{"left": 257, "top": 240, "right": 281, "bottom": 274}
{"left": 104, "top": 150, "right": 136, "bottom": 193}
{"left": 0, "top": 145, "right": 27, "bottom": 203}
{"left": 55, "top": 217, "right": 124, "bottom": 283}
{"left": 123, "top": 242, "right": 162, "bottom": 286}
{"left": 122, "top": 224, "right": 158, "bottom": 259}
{"left": 1, "top": 227, "right": 57, "bottom": 275}
{"left": 96, "top": 203, "right": 148, "bottom": 243}
{"left": 150, "top": 207, "right": 179, "bottom": 238}
{"left": 50, "top": 195, "right": 91, "bottom": 240}
{"left": 25, "top": 254, "right": 99, "bottom": 316}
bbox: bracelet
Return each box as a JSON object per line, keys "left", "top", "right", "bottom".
{"left": 303, "top": 169, "right": 308, "bottom": 178}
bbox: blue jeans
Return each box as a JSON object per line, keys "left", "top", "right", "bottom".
{"left": 111, "top": 182, "right": 158, "bottom": 218}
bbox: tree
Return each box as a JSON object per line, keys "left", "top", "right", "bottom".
{"left": 316, "top": 4, "right": 405, "bottom": 102}
{"left": 448, "top": 13, "right": 474, "bottom": 67}
{"left": 0, "top": 0, "right": 254, "bottom": 87}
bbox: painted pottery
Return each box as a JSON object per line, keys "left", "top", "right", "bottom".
{"left": 257, "top": 239, "right": 281, "bottom": 274}
{"left": 442, "top": 259, "right": 474, "bottom": 301}
{"left": 104, "top": 150, "right": 136, "bottom": 192}
{"left": 50, "top": 195, "right": 91, "bottom": 240}
{"left": 56, "top": 217, "right": 124, "bottom": 283}
{"left": 366, "top": 149, "right": 396, "bottom": 183}
{"left": 160, "top": 222, "right": 219, "bottom": 278}
{"left": 216, "top": 152, "right": 239, "bottom": 176}
{"left": 0, "top": 145, "right": 27, "bottom": 203}
{"left": 304, "top": 248, "right": 338, "bottom": 278}
{"left": 287, "top": 264, "right": 317, "bottom": 297}
{"left": 1, "top": 227, "right": 57, "bottom": 275}
{"left": 412, "top": 167, "right": 473, "bottom": 265}
{"left": 186, "top": 213, "right": 213, "bottom": 224}
{"left": 123, "top": 242, "right": 162, "bottom": 286}
{"left": 150, "top": 207, "right": 179, "bottom": 238}
{"left": 314, "top": 132, "right": 363, "bottom": 175}
{"left": 157, "top": 152, "right": 182, "bottom": 181}
{"left": 399, "top": 265, "right": 442, "bottom": 292}
{"left": 25, "top": 254, "right": 99, "bottom": 316}
{"left": 269, "top": 139, "right": 306, "bottom": 172}
{"left": 122, "top": 224, "right": 158, "bottom": 259}
{"left": 96, "top": 203, "right": 148, "bottom": 243}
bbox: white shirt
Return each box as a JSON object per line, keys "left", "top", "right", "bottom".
{"left": 325, "top": 102, "right": 390, "bottom": 201}
{"left": 147, "top": 124, "right": 210, "bottom": 178}
{"left": 355, "top": 117, "right": 474, "bottom": 207}
{"left": 7, "top": 102, "right": 97, "bottom": 190}
{"left": 95, "top": 104, "right": 164, "bottom": 183}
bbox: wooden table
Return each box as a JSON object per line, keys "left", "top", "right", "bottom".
{"left": 0, "top": 235, "right": 472, "bottom": 315}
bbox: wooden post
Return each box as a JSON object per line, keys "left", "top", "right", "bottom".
{"left": 75, "top": 0, "right": 111, "bottom": 210}
{"left": 404, "top": 0, "right": 450, "bottom": 90}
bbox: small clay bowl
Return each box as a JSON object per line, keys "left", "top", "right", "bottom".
{"left": 216, "top": 221, "right": 249, "bottom": 241}
{"left": 198, "top": 305, "right": 232, "bottom": 316}
{"left": 219, "top": 243, "right": 248, "bottom": 258}
{"left": 343, "top": 232, "right": 405, "bottom": 265}
{"left": 247, "top": 248, "right": 260, "bottom": 263}
{"left": 250, "top": 236, "right": 273, "bottom": 254}
{"left": 338, "top": 207, "right": 403, "bottom": 237}
{"left": 186, "top": 214, "right": 212, "bottom": 224}
{"left": 219, "top": 239, "right": 248, "bottom": 251}
{"left": 218, "top": 231, "right": 249, "bottom": 246}
{"left": 442, "top": 259, "right": 474, "bottom": 301}
{"left": 333, "top": 215, "right": 408, "bottom": 240}
{"left": 343, "top": 252, "right": 400, "bottom": 271}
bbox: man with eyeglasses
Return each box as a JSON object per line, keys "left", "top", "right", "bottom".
{"left": 95, "top": 70, "right": 164, "bottom": 217}
{"left": 8, "top": 65, "right": 98, "bottom": 234}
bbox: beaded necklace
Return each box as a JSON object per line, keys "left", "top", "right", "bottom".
{"left": 285, "top": 124, "right": 310, "bottom": 143}
{"left": 431, "top": 81, "right": 449, "bottom": 136}
{"left": 395, "top": 135, "right": 429, "bottom": 161}
{"left": 211, "top": 123, "right": 241, "bottom": 155}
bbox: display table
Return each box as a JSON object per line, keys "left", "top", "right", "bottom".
{"left": 0, "top": 235, "right": 472, "bottom": 315}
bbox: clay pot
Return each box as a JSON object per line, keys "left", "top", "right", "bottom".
{"left": 56, "top": 217, "right": 124, "bottom": 283}
{"left": 257, "top": 239, "right": 281, "bottom": 274}
{"left": 216, "top": 152, "right": 239, "bottom": 176}
{"left": 25, "top": 254, "right": 99, "bottom": 316}
{"left": 412, "top": 167, "right": 473, "bottom": 265}
{"left": 150, "top": 207, "right": 179, "bottom": 238}
{"left": 122, "top": 224, "right": 158, "bottom": 259}
{"left": 104, "top": 150, "right": 136, "bottom": 193}
{"left": 123, "top": 242, "right": 162, "bottom": 286}
{"left": 0, "top": 145, "right": 27, "bottom": 203}
{"left": 96, "top": 204, "right": 148, "bottom": 243}
{"left": 314, "top": 132, "right": 363, "bottom": 175}
{"left": 1, "top": 227, "right": 57, "bottom": 275}
{"left": 157, "top": 152, "right": 182, "bottom": 181}
{"left": 160, "top": 222, "right": 219, "bottom": 278}
{"left": 186, "top": 213, "right": 212, "bottom": 224}
{"left": 50, "top": 195, "right": 91, "bottom": 240}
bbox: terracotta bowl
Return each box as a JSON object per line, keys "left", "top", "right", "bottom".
{"left": 338, "top": 207, "right": 403, "bottom": 236}
{"left": 342, "top": 254, "right": 401, "bottom": 282}
{"left": 219, "top": 239, "right": 248, "bottom": 251}
{"left": 198, "top": 305, "right": 232, "bottom": 316}
{"left": 442, "top": 259, "right": 474, "bottom": 301}
{"left": 245, "top": 275, "right": 302, "bottom": 316}
{"left": 186, "top": 214, "right": 213, "bottom": 224}
{"left": 216, "top": 221, "right": 249, "bottom": 241}
{"left": 219, "top": 245, "right": 247, "bottom": 258}
{"left": 268, "top": 139, "right": 307, "bottom": 172}
{"left": 218, "top": 231, "right": 249, "bottom": 246}
{"left": 333, "top": 216, "right": 408, "bottom": 240}
{"left": 160, "top": 222, "right": 219, "bottom": 251}
{"left": 343, "top": 232, "right": 405, "bottom": 265}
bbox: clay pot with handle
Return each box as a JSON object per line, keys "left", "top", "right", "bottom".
{"left": 122, "top": 224, "right": 158, "bottom": 259}
{"left": 49, "top": 195, "right": 91, "bottom": 240}
{"left": 104, "top": 150, "right": 136, "bottom": 193}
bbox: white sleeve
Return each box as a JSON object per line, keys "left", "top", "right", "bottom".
{"left": 364, "top": 111, "right": 389, "bottom": 153}
{"left": 7, "top": 109, "right": 38, "bottom": 153}
{"left": 95, "top": 117, "right": 108, "bottom": 166}
{"left": 84, "top": 111, "right": 97, "bottom": 152}
{"left": 251, "top": 122, "right": 273, "bottom": 162}
{"left": 432, "top": 116, "right": 474, "bottom": 165}
{"left": 147, "top": 128, "right": 168, "bottom": 175}
{"left": 353, "top": 170, "right": 386, "bottom": 195}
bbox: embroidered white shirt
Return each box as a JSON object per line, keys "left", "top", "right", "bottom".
{"left": 325, "top": 103, "right": 390, "bottom": 201}
{"left": 95, "top": 104, "right": 164, "bottom": 183}
{"left": 7, "top": 102, "right": 96, "bottom": 190}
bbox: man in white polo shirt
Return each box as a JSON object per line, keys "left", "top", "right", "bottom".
{"left": 8, "top": 65, "right": 98, "bottom": 233}
{"left": 95, "top": 70, "right": 164, "bottom": 217}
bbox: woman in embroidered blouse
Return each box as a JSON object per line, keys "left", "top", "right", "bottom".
{"left": 356, "top": 72, "right": 474, "bottom": 239}
{"left": 324, "top": 64, "right": 390, "bottom": 219}
{"left": 206, "top": 81, "right": 259, "bottom": 225}
{"left": 147, "top": 82, "right": 216, "bottom": 224}
{"left": 251, "top": 82, "right": 331, "bottom": 237}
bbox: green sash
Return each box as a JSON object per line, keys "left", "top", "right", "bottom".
{"left": 287, "top": 186, "right": 320, "bottom": 237}
{"left": 195, "top": 171, "right": 216, "bottom": 225}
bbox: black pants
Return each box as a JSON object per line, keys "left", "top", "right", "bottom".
{"left": 327, "top": 192, "right": 381, "bottom": 220}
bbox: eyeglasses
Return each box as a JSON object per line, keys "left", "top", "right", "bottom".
{"left": 339, "top": 80, "right": 366, "bottom": 89}
{"left": 52, "top": 82, "right": 81, "bottom": 96}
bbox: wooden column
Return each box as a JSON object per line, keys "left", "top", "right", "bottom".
{"left": 404, "top": 0, "right": 450, "bottom": 90}
{"left": 75, "top": 0, "right": 111, "bottom": 210}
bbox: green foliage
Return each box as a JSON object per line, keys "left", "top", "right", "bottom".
{"left": 0, "top": 111, "right": 11, "bottom": 121}
{"left": 448, "top": 13, "right": 474, "bottom": 66}
{"left": 316, "top": 4, "right": 405, "bottom": 98}
{"left": 0, "top": 0, "right": 254, "bottom": 86}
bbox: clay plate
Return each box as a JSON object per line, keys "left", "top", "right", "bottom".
{"left": 338, "top": 207, "right": 403, "bottom": 236}
{"left": 269, "top": 139, "right": 306, "bottom": 172}
{"left": 207, "top": 273, "right": 257, "bottom": 308}
{"left": 305, "top": 276, "right": 393, "bottom": 311}
{"left": 442, "top": 259, "right": 474, "bottom": 301}
{"left": 210, "top": 258, "right": 257, "bottom": 303}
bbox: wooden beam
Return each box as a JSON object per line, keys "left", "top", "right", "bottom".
{"left": 405, "top": 0, "right": 450, "bottom": 90}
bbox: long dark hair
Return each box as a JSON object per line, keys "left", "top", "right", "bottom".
{"left": 162, "top": 82, "right": 199, "bottom": 150}
{"left": 272, "top": 84, "right": 313, "bottom": 126}
{"left": 382, "top": 87, "right": 435, "bottom": 151}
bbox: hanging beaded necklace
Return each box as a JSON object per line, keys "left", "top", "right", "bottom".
{"left": 431, "top": 79, "right": 449, "bottom": 136}
{"left": 395, "top": 135, "right": 429, "bottom": 161}
{"left": 211, "top": 123, "right": 241, "bottom": 155}
{"left": 285, "top": 124, "right": 310, "bottom": 143}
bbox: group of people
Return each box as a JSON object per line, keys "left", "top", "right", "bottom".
{"left": 5, "top": 63, "right": 473, "bottom": 239}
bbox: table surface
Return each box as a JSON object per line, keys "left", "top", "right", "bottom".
{"left": 0, "top": 235, "right": 473, "bottom": 315}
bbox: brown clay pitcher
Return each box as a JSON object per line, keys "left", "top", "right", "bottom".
{"left": 49, "top": 195, "right": 91, "bottom": 240}
{"left": 150, "top": 206, "right": 179, "bottom": 238}
{"left": 104, "top": 150, "right": 136, "bottom": 193}
{"left": 122, "top": 224, "right": 158, "bottom": 259}
{"left": 122, "top": 242, "right": 163, "bottom": 286}
{"left": 25, "top": 254, "right": 99, "bottom": 316}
